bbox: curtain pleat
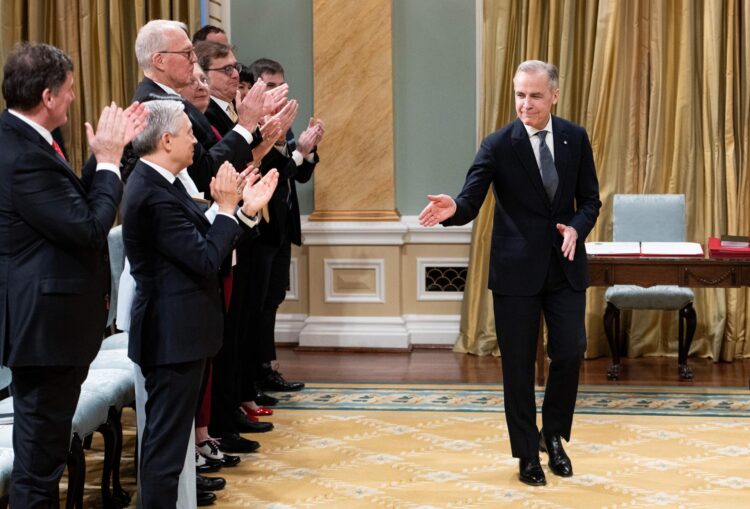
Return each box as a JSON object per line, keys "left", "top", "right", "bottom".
{"left": 0, "top": 0, "right": 200, "bottom": 171}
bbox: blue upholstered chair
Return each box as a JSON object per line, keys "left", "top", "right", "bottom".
{"left": 603, "top": 194, "right": 697, "bottom": 381}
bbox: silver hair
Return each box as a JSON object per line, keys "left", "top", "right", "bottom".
{"left": 514, "top": 60, "right": 559, "bottom": 90}
{"left": 135, "top": 19, "right": 189, "bottom": 70}
{"left": 131, "top": 99, "right": 186, "bottom": 156}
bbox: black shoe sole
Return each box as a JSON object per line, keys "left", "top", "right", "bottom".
{"left": 519, "top": 475, "right": 546, "bottom": 486}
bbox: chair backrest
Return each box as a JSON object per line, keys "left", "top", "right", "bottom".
{"left": 0, "top": 367, "right": 10, "bottom": 392}
{"left": 106, "top": 225, "right": 125, "bottom": 328}
{"left": 612, "top": 194, "right": 686, "bottom": 242}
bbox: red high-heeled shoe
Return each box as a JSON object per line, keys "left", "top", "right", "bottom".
{"left": 241, "top": 403, "right": 274, "bottom": 417}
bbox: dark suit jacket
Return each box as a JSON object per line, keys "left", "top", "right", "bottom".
{"left": 445, "top": 116, "right": 601, "bottom": 296}
{"left": 122, "top": 161, "right": 242, "bottom": 367}
{"left": 204, "top": 98, "right": 236, "bottom": 138}
{"left": 0, "top": 110, "right": 122, "bottom": 367}
{"left": 132, "top": 78, "right": 255, "bottom": 194}
{"left": 253, "top": 137, "right": 317, "bottom": 248}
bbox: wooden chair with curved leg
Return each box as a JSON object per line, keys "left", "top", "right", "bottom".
{"left": 603, "top": 194, "right": 697, "bottom": 381}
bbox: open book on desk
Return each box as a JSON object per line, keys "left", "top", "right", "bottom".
{"left": 585, "top": 242, "right": 640, "bottom": 256}
{"left": 585, "top": 242, "right": 704, "bottom": 257}
{"left": 640, "top": 242, "right": 703, "bottom": 257}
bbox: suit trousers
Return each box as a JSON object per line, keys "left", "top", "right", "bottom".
{"left": 236, "top": 233, "right": 291, "bottom": 400}
{"left": 10, "top": 365, "right": 89, "bottom": 508}
{"left": 138, "top": 359, "right": 205, "bottom": 508}
{"left": 492, "top": 250, "right": 587, "bottom": 458}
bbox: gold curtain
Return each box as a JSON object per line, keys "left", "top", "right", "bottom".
{"left": 0, "top": 0, "right": 200, "bottom": 171}
{"left": 457, "top": 0, "right": 750, "bottom": 362}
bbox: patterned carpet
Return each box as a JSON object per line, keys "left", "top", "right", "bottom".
{"left": 76, "top": 384, "right": 750, "bottom": 508}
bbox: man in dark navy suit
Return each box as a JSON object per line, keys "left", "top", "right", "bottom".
{"left": 0, "top": 42, "right": 145, "bottom": 507}
{"left": 122, "top": 99, "right": 277, "bottom": 506}
{"left": 420, "top": 60, "right": 601, "bottom": 486}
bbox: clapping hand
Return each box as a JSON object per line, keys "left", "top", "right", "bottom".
{"left": 418, "top": 194, "right": 457, "bottom": 227}
{"left": 241, "top": 168, "right": 279, "bottom": 217}
{"left": 264, "top": 83, "right": 289, "bottom": 115}
{"left": 87, "top": 102, "right": 134, "bottom": 165}
{"left": 209, "top": 161, "right": 243, "bottom": 214}
{"left": 296, "top": 117, "right": 325, "bottom": 157}
{"left": 267, "top": 100, "right": 298, "bottom": 145}
{"left": 236, "top": 79, "right": 267, "bottom": 131}
{"left": 252, "top": 118, "right": 282, "bottom": 162}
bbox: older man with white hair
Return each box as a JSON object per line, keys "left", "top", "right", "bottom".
{"left": 130, "top": 19, "right": 287, "bottom": 194}
{"left": 122, "top": 99, "right": 278, "bottom": 507}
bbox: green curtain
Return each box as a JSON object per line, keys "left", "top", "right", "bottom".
{"left": 456, "top": 0, "right": 750, "bottom": 362}
{"left": 0, "top": 0, "right": 200, "bottom": 170}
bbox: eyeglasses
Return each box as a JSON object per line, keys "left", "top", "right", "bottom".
{"left": 207, "top": 63, "right": 242, "bottom": 76}
{"left": 159, "top": 49, "right": 195, "bottom": 61}
{"left": 190, "top": 75, "right": 209, "bottom": 87}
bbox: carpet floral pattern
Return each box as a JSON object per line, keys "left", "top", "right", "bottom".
{"left": 77, "top": 384, "right": 750, "bottom": 508}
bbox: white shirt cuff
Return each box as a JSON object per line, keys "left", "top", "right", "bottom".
{"left": 96, "top": 163, "right": 121, "bottom": 178}
{"left": 216, "top": 211, "right": 239, "bottom": 224}
{"left": 231, "top": 124, "right": 254, "bottom": 145}
{"left": 292, "top": 149, "right": 303, "bottom": 166}
{"left": 237, "top": 208, "right": 260, "bottom": 228}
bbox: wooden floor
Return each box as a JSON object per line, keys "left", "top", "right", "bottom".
{"left": 277, "top": 346, "right": 750, "bottom": 387}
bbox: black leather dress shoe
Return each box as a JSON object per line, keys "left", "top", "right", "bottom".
{"left": 232, "top": 409, "right": 273, "bottom": 433}
{"left": 539, "top": 429, "right": 573, "bottom": 477}
{"left": 253, "top": 388, "right": 279, "bottom": 407}
{"left": 197, "top": 474, "right": 226, "bottom": 491}
{"left": 196, "top": 489, "right": 216, "bottom": 506}
{"left": 214, "top": 432, "right": 260, "bottom": 453}
{"left": 261, "top": 370, "right": 305, "bottom": 392}
{"left": 519, "top": 456, "right": 546, "bottom": 486}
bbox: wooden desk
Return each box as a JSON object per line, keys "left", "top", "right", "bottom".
{"left": 535, "top": 256, "right": 750, "bottom": 385}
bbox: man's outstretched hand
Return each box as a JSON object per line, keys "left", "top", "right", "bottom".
{"left": 418, "top": 194, "right": 457, "bottom": 227}
{"left": 556, "top": 223, "right": 578, "bottom": 261}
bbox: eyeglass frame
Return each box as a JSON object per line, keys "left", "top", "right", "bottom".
{"left": 158, "top": 49, "right": 196, "bottom": 61}
{"left": 206, "top": 63, "right": 242, "bottom": 76}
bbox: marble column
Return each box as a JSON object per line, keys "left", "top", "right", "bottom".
{"left": 310, "top": 0, "right": 399, "bottom": 221}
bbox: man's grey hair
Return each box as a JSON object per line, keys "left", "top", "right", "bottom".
{"left": 514, "top": 60, "right": 559, "bottom": 90}
{"left": 135, "top": 19, "right": 189, "bottom": 70}
{"left": 131, "top": 99, "right": 186, "bottom": 156}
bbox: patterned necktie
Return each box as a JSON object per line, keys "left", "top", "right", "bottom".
{"left": 226, "top": 103, "right": 238, "bottom": 123}
{"left": 536, "top": 130, "right": 558, "bottom": 201}
{"left": 51, "top": 140, "right": 67, "bottom": 162}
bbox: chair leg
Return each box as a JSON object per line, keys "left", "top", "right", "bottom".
{"left": 98, "top": 408, "right": 129, "bottom": 509}
{"left": 678, "top": 303, "right": 697, "bottom": 380}
{"left": 110, "top": 408, "right": 131, "bottom": 506}
{"left": 604, "top": 302, "right": 622, "bottom": 380}
{"left": 66, "top": 433, "right": 86, "bottom": 509}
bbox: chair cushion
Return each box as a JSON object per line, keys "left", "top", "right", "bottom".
{"left": 99, "top": 332, "right": 129, "bottom": 351}
{"left": 89, "top": 349, "right": 135, "bottom": 372}
{"left": 82, "top": 369, "right": 135, "bottom": 410}
{"left": 0, "top": 423, "right": 11, "bottom": 449}
{"left": 0, "top": 447, "right": 13, "bottom": 497}
{"left": 605, "top": 285, "right": 694, "bottom": 310}
{"left": 72, "top": 390, "right": 111, "bottom": 437}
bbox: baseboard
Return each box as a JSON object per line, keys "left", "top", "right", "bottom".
{"left": 277, "top": 314, "right": 461, "bottom": 350}
{"left": 298, "top": 316, "right": 410, "bottom": 350}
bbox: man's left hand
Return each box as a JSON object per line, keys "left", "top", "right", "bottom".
{"left": 556, "top": 223, "right": 578, "bottom": 261}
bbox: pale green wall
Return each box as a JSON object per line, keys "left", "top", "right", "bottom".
{"left": 230, "top": 0, "right": 477, "bottom": 215}
{"left": 393, "top": 0, "right": 477, "bottom": 215}
{"left": 230, "top": 0, "right": 315, "bottom": 213}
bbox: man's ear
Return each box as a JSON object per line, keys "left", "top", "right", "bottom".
{"left": 41, "top": 88, "right": 54, "bottom": 108}
{"left": 160, "top": 132, "right": 173, "bottom": 152}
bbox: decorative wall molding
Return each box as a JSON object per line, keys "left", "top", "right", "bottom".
{"left": 416, "top": 257, "right": 469, "bottom": 301}
{"left": 324, "top": 258, "right": 385, "bottom": 303}
{"left": 301, "top": 215, "right": 473, "bottom": 245}
{"left": 298, "top": 316, "right": 410, "bottom": 349}
{"left": 403, "top": 314, "right": 461, "bottom": 346}
{"left": 286, "top": 257, "right": 299, "bottom": 301}
{"left": 275, "top": 313, "right": 307, "bottom": 344}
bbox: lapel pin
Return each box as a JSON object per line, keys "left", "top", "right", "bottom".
{"left": 563, "top": 140, "right": 568, "bottom": 145}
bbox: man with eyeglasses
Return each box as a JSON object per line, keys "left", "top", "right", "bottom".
{"left": 132, "top": 20, "right": 284, "bottom": 195}
{"left": 195, "top": 41, "right": 245, "bottom": 137}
